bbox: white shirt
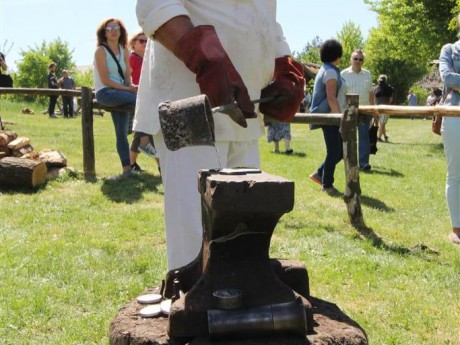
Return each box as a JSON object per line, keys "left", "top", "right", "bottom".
{"left": 133, "top": 0, "right": 291, "bottom": 142}
{"left": 341, "top": 67, "right": 373, "bottom": 105}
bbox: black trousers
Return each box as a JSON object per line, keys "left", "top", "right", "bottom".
{"left": 62, "top": 96, "right": 74, "bottom": 117}
{"left": 48, "top": 96, "right": 58, "bottom": 116}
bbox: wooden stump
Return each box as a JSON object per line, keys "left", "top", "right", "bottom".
{"left": 0, "top": 157, "right": 48, "bottom": 188}
{"left": 109, "top": 289, "right": 368, "bottom": 345}
{"left": 341, "top": 94, "right": 364, "bottom": 227}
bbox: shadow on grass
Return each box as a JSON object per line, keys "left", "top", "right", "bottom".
{"left": 270, "top": 151, "right": 307, "bottom": 158}
{"left": 0, "top": 182, "right": 49, "bottom": 194}
{"left": 364, "top": 167, "right": 404, "bottom": 178}
{"left": 428, "top": 142, "right": 444, "bottom": 153}
{"left": 360, "top": 195, "right": 395, "bottom": 212}
{"left": 353, "top": 223, "right": 440, "bottom": 258}
{"left": 285, "top": 151, "right": 307, "bottom": 158}
{"left": 101, "top": 172, "right": 163, "bottom": 203}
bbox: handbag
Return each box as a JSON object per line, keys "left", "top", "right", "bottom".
{"left": 432, "top": 116, "right": 442, "bottom": 135}
{"left": 369, "top": 124, "right": 378, "bottom": 154}
{"left": 432, "top": 87, "right": 451, "bottom": 136}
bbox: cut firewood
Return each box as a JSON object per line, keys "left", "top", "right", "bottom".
{"left": 0, "top": 131, "right": 18, "bottom": 146}
{"left": 38, "top": 149, "right": 67, "bottom": 168}
{"left": 0, "top": 156, "right": 48, "bottom": 188}
{"left": 12, "top": 144, "right": 34, "bottom": 157}
{"left": 7, "top": 137, "right": 31, "bottom": 150}
{"left": 21, "top": 151, "right": 40, "bottom": 160}
{"left": 0, "top": 145, "right": 11, "bottom": 156}
{"left": 21, "top": 108, "right": 35, "bottom": 115}
{"left": 0, "top": 151, "right": 9, "bottom": 159}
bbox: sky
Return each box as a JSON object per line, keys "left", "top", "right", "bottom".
{"left": 0, "top": 0, "right": 378, "bottom": 71}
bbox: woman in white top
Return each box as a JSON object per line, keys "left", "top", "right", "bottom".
{"left": 94, "top": 18, "right": 138, "bottom": 176}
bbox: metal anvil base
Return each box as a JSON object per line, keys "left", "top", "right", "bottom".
{"left": 166, "top": 169, "right": 312, "bottom": 342}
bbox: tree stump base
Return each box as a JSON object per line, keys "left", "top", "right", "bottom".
{"left": 109, "top": 287, "right": 367, "bottom": 345}
{"left": 0, "top": 156, "right": 47, "bottom": 188}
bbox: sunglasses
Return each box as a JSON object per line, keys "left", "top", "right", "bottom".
{"left": 353, "top": 57, "right": 364, "bottom": 61}
{"left": 137, "top": 39, "right": 148, "bottom": 44}
{"left": 106, "top": 25, "right": 120, "bottom": 33}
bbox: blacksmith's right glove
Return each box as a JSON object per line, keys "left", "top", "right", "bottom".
{"left": 173, "top": 25, "right": 256, "bottom": 128}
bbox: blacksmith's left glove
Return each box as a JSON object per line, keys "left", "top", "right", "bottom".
{"left": 259, "top": 56, "right": 305, "bottom": 122}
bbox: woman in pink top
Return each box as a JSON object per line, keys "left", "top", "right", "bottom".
{"left": 128, "top": 31, "right": 159, "bottom": 172}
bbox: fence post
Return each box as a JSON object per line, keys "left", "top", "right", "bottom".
{"left": 81, "top": 86, "right": 95, "bottom": 179}
{"left": 341, "top": 94, "right": 364, "bottom": 226}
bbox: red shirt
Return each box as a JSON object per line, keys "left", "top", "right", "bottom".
{"left": 129, "top": 52, "right": 143, "bottom": 85}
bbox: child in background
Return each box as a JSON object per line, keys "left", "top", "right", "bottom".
{"left": 128, "top": 31, "right": 160, "bottom": 173}
{"left": 266, "top": 120, "right": 293, "bottom": 154}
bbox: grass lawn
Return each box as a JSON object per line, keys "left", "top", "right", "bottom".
{"left": 0, "top": 100, "right": 459, "bottom": 344}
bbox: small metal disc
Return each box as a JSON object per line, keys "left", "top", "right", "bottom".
{"left": 218, "top": 168, "right": 261, "bottom": 175}
{"left": 136, "top": 293, "right": 162, "bottom": 304}
{"left": 139, "top": 304, "right": 161, "bottom": 318}
{"left": 160, "top": 299, "right": 172, "bottom": 315}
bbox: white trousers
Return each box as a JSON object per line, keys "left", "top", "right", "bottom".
{"left": 442, "top": 116, "right": 460, "bottom": 227}
{"left": 155, "top": 132, "right": 260, "bottom": 271}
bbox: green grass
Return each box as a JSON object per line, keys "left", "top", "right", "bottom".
{"left": 1, "top": 100, "right": 459, "bottom": 344}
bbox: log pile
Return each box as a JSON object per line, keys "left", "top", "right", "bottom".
{"left": 0, "top": 130, "right": 68, "bottom": 189}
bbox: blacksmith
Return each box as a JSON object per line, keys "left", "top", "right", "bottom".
{"left": 133, "top": 0, "right": 305, "bottom": 270}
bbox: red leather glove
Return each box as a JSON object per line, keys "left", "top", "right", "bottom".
{"left": 174, "top": 25, "right": 256, "bottom": 128}
{"left": 259, "top": 56, "right": 305, "bottom": 122}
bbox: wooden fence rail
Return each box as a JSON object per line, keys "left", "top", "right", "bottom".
{"left": 3, "top": 87, "right": 460, "bottom": 225}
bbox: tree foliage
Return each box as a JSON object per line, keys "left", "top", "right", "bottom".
{"left": 295, "top": 36, "right": 322, "bottom": 65}
{"left": 337, "top": 21, "right": 365, "bottom": 70}
{"left": 73, "top": 68, "right": 94, "bottom": 89}
{"left": 296, "top": 22, "right": 364, "bottom": 70}
{"left": 14, "top": 38, "right": 76, "bottom": 102}
{"left": 364, "top": 0, "right": 458, "bottom": 102}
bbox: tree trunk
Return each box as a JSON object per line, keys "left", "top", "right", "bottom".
{"left": 0, "top": 157, "right": 48, "bottom": 188}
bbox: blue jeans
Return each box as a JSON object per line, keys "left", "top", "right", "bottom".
{"left": 358, "top": 116, "right": 371, "bottom": 168}
{"left": 317, "top": 125, "right": 343, "bottom": 188}
{"left": 96, "top": 88, "right": 137, "bottom": 168}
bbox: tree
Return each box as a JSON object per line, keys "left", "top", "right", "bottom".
{"left": 364, "top": 0, "right": 458, "bottom": 102}
{"left": 15, "top": 38, "right": 76, "bottom": 102}
{"left": 73, "top": 67, "right": 94, "bottom": 89}
{"left": 337, "top": 21, "right": 365, "bottom": 70}
{"left": 295, "top": 36, "right": 323, "bottom": 65}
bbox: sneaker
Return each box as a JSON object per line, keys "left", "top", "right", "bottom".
{"left": 49, "top": 114, "right": 57, "bottom": 118}
{"left": 131, "top": 162, "right": 143, "bottom": 172}
{"left": 139, "top": 142, "right": 157, "bottom": 157}
{"left": 309, "top": 172, "right": 322, "bottom": 186}
{"left": 285, "top": 149, "right": 294, "bottom": 155}
{"left": 322, "top": 186, "right": 340, "bottom": 196}
{"left": 384, "top": 135, "right": 389, "bottom": 142}
{"left": 377, "top": 138, "right": 384, "bottom": 142}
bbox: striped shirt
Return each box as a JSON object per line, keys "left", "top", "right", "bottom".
{"left": 341, "top": 67, "right": 373, "bottom": 105}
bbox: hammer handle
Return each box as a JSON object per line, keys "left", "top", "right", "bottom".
{"left": 212, "top": 97, "right": 273, "bottom": 113}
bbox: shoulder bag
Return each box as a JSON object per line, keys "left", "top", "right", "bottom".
{"left": 102, "top": 44, "right": 126, "bottom": 84}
